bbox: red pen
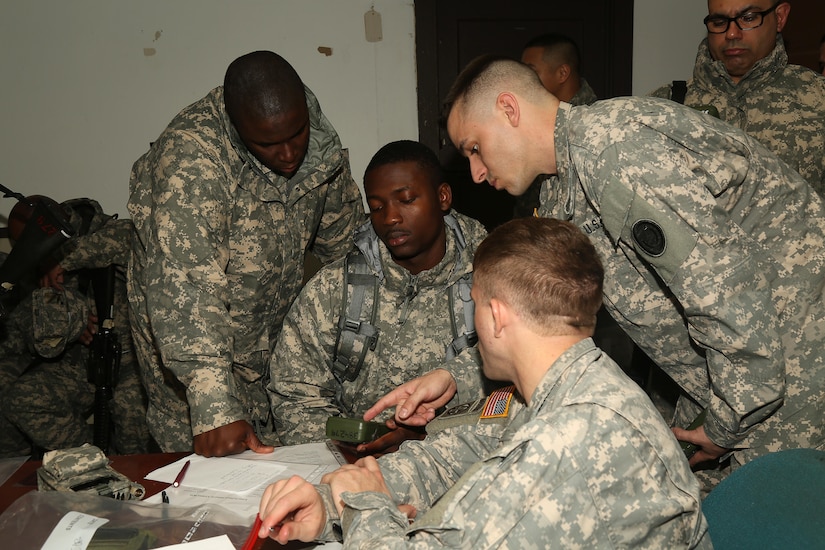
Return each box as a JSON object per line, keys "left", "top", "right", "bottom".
{"left": 172, "top": 459, "right": 190, "bottom": 488}
{"left": 240, "top": 513, "right": 264, "bottom": 550}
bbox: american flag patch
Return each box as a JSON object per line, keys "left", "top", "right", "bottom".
{"left": 480, "top": 385, "right": 515, "bottom": 419}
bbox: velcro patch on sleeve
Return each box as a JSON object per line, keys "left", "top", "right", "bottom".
{"left": 480, "top": 385, "right": 516, "bottom": 419}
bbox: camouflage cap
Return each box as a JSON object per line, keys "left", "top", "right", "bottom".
{"left": 31, "top": 287, "right": 89, "bottom": 357}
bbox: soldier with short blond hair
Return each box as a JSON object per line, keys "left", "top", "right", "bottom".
{"left": 443, "top": 55, "right": 825, "bottom": 492}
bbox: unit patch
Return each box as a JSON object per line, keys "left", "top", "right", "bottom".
{"left": 440, "top": 398, "right": 486, "bottom": 419}
{"left": 631, "top": 219, "right": 666, "bottom": 257}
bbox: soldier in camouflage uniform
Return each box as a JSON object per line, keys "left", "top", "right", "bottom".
{"left": 2, "top": 199, "right": 151, "bottom": 455}
{"left": 128, "top": 51, "right": 364, "bottom": 457}
{"left": 269, "top": 141, "right": 488, "bottom": 448}
{"left": 520, "top": 32, "right": 598, "bottom": 109}
{"left": 0, "top": 250, "right": 36, "bottom": 457}
{"left": 519, "top": 33, "right": 637, "bottom": 379}
{"left": 443, "top": 55, "right": 825, "bottom": 491}
{"left": 515, "top": 32, "right": 598, "bottom": 220}
{"left": 254, "top": 218, "right": 710, "bottom": 549}
{"left": 648, "top": 0, "right": 825, "bottom": 193}
{"left": 0, "top": 199, "right": 64, "bottom": 457}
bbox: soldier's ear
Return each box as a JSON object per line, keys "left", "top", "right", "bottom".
{"left": 556, "top": 63, "right": 571, "bottom": 84}
{"left": 490, "top": 297, "right": 513, "bottom": 337}
{"left": 437, "top": 182, "right": 452, "bottom": 212}
{"left": 497, "top": 93, "right": 521, "bottom": 128}
{"left": 775, "top": 2, "right": 790, "bottom": 32}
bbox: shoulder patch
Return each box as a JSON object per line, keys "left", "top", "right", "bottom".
{"left": 631, "top": 219, "right": 666, "bottom": 257}
{"left": 480, "top": 385, "right": 516, "bottom": 419}
{"left": 428, "top": 385, "right": 518, "bottom": 434}
{"left": 440, "top": 397, "right": 487, "bottom": 420}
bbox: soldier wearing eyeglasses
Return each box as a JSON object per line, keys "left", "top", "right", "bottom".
{"left": 649, "top": 0, "right": 825, "bottom": 195}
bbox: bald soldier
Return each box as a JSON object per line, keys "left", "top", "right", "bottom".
{"left": 438, "top": 55, "right": 825, "bottom": 491}
{"left": 128, "top": 51, "right": 364, "bottom": 457}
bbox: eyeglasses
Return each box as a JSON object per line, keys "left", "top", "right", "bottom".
{"left": 703, "top": 2, "right": 780, "bottom": 34}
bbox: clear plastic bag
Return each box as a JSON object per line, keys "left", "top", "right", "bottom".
{"left": 0, "top": 490, "right": 251, "bottom": 549}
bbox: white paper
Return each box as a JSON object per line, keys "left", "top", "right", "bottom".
{"left": 144, "top": 462, "right": 335, "bottom": 519}
{"left": 143, "top": 442, "right": 343, "bottom": 520}
{"left": 144, "top": 454, "right": 287, "bottom": 493}
{"left": 40, "top": 511, "right": 109, "bottom": 550}
{"left": 153, "top": 534, "right": 235, "bottom": 550}
{"left": 233, "top": 441, "right": 346, "bottom": 466}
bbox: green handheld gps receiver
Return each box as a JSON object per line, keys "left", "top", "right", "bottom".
{"left": 680, "top": 409, "right": 708, "bottom": 459}
{"left": 326, "top": 417, "right": 391, "bottom": 444}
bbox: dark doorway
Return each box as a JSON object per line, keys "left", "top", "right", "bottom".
{"left": 782, "top": 0, "right": 825, "bottom": 72}
{"left": 415, "top": 0, "right": 634, "bottom": 230}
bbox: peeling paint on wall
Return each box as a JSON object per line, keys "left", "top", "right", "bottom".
{"left": 143, "top": 30, "right": 162, "bottom": 56}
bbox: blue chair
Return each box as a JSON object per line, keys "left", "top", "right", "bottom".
{"left": 702, "top": 448, "right": 825, "bottom": 549}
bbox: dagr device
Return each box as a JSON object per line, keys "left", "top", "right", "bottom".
{"left": 326, "top": 417, "right": 391, "bottom": 443}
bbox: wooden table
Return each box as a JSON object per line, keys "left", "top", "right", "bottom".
{"left": 0, "top": 445, "right": 359, "bottom": 547}
{"left": 0, "top": 452, "right": 190, "bottom": 516}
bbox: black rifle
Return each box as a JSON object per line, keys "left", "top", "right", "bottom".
{"left": 87, "top": 265, "right": 121, "bottom": 454}
{"left": 0, "top": 185, "right": 75, "bottom": 318}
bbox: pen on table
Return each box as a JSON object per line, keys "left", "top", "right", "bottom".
{"left": 172, "top": 459, "right": 191, "bottom": 488}
{"left": 240, "top": 513, "right": 264, "bottom": 550}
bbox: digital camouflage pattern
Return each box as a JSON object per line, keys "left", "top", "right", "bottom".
{"left": 128, "top": 85, "right": 364, "bottom": 451}
{"left": 3, "top": 214, "right": 152, "bottom": 455}
{"left": 37, "top": 443, "right": 145, "bottom": 500}
{"left": 649, "top": 36, "right": 825, "bottom": 193}
{"left": 269, "top": 212, "right": 488, "bottom": 445}
{"left": 0, "top": 291, "right": 37, "bottom": 457}
{"left": 513, "top": 79, "right": 598, "bottom": 219}
{"left": 539, "top": 97, "right": 825, "bottom": 490}
{"left": 569, "top": 78, "right": 598, "bottom": 107}
{"left": 314, "top": 339, "right": 709, "bottom": 548}
{"left": 30, "top": 287, "right": 88, "bottom": 357}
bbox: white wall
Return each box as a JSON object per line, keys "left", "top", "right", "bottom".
{"left": 632, "top": 0, "right": 708, "bottom": 95}
{"left": 0, "top": 0, "right": 418, "bottom": 228}
{"left": 0, "top": 0, "right": 708, "bottom": 251}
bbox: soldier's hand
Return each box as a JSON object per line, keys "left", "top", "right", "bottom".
{"left": 322, "top": 456, "right": 390, "bottom": 516}
{"left": 363, "top": 368, "right": 457, "bottom": 427}
{"left": 193, "top": 420, "right": 275, "bottom": 457}
{"left": 671, "top": 425, "right": 729, "bottom": 467}
{"left": 40, "top": 263, "right": 65, "bottom": 290}
{"left": 259, "top": 475, "right": 326, "bottom": 544}
{"left": 80, "top": 314, "right": 98, "bottom": 346}
{"left": 398, "top": 503, "right": 417, "bottom": 520}
{"left": 355, "top": 419, "right": 426, "bottom": 455}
